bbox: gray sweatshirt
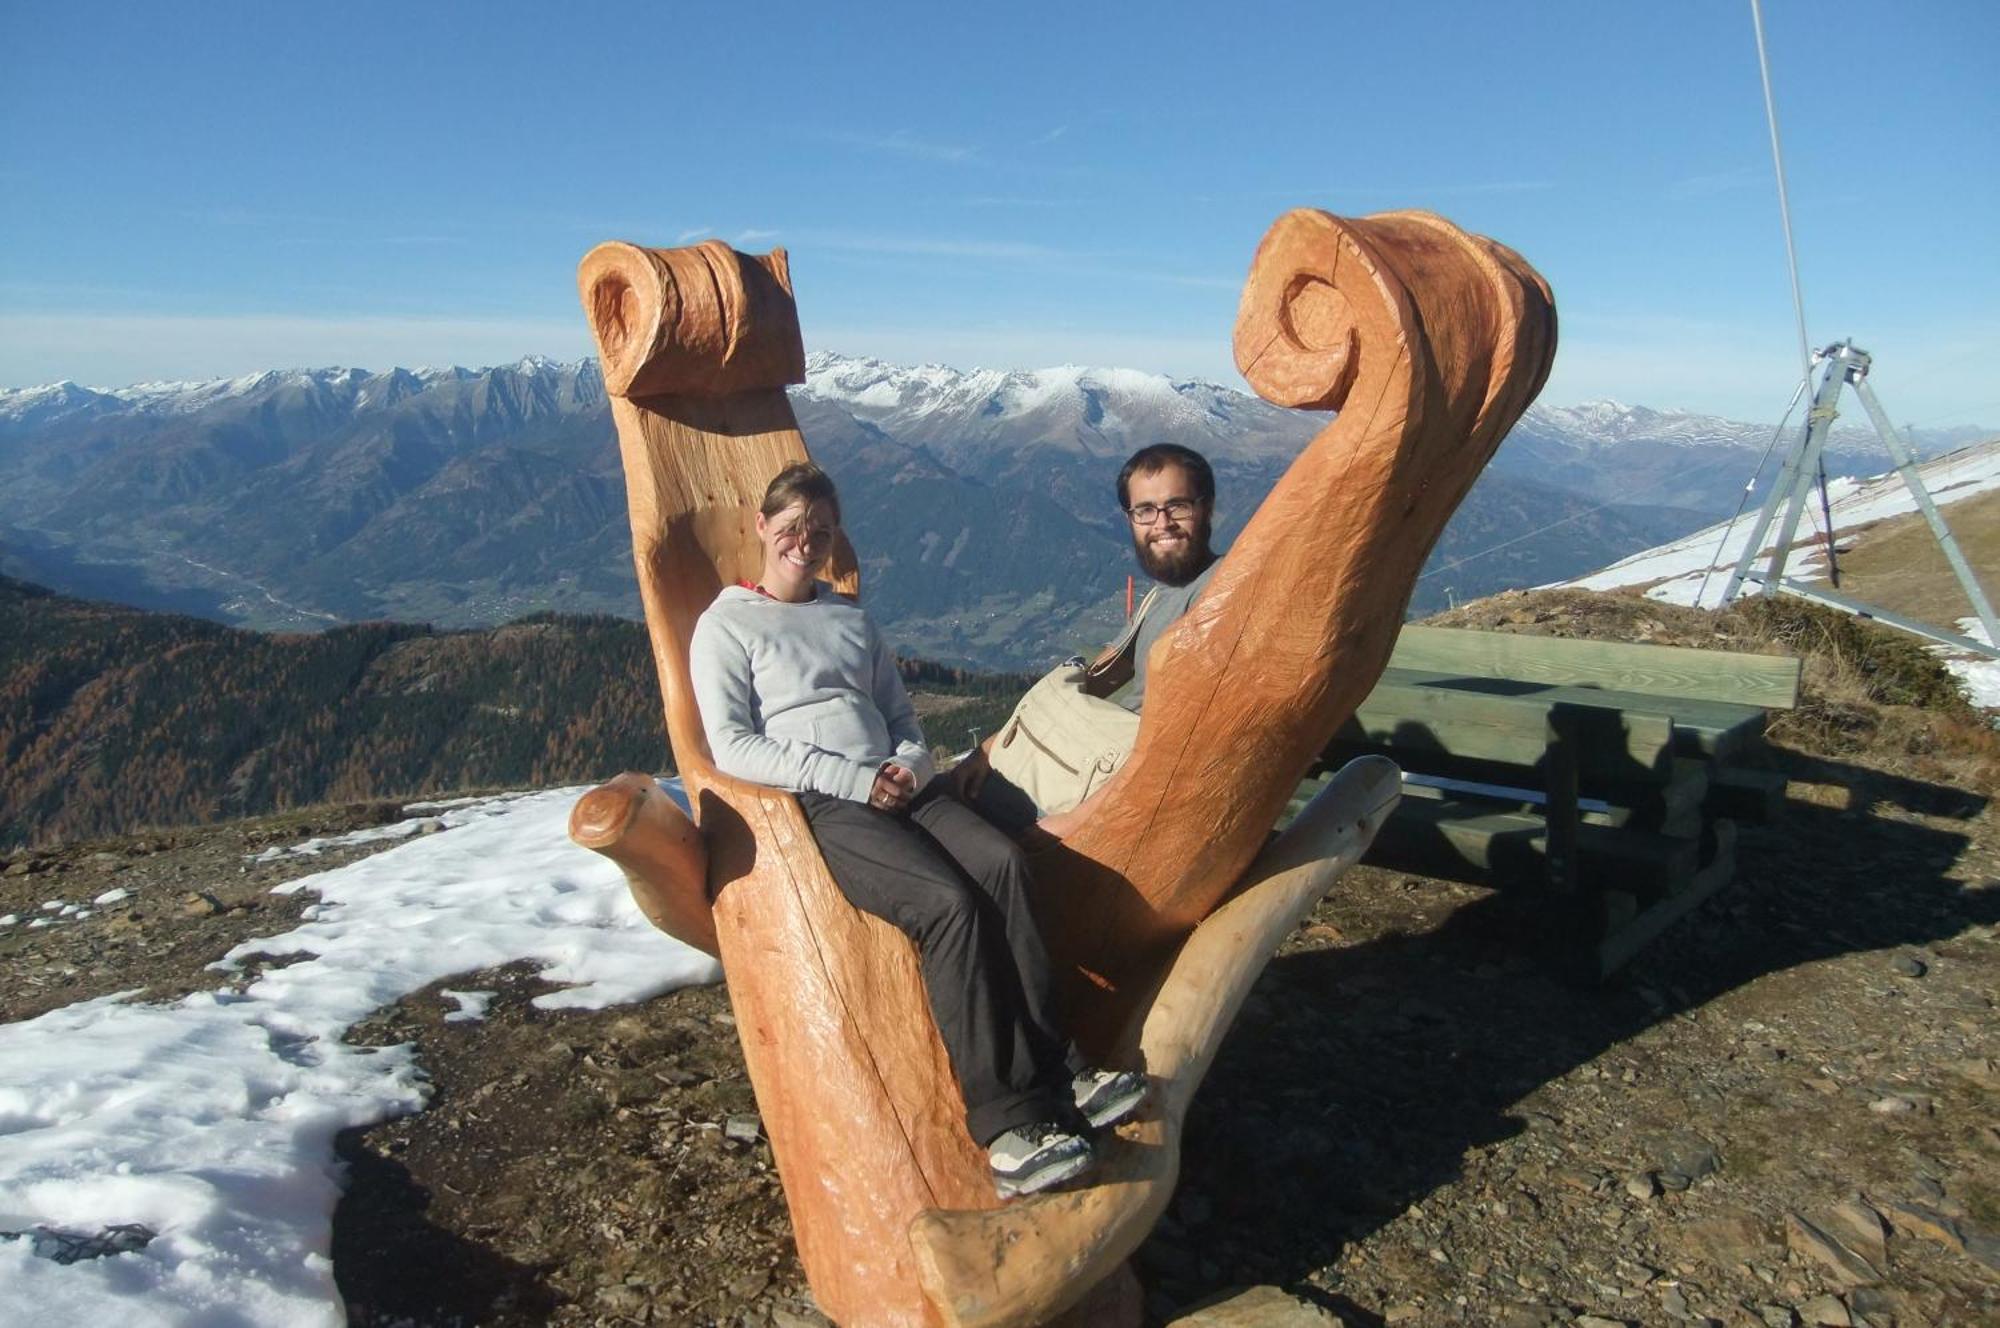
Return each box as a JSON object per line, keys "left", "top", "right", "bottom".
{"left": 689, "top": 583, "right": 937, "bottom": 803}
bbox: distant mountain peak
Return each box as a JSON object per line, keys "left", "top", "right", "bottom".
{"left": 797, "top": 350, "right": 1261, "bottom": 452}
{"left": 803, "top": 349, "right": 1229, "bottom": 402}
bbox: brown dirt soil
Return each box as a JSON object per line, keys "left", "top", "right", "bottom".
{"left": 0, "top": 800, "right": 411, "bottom": 1023}
{"left": 4, "top": 590, "right": 1996, "bottom": 1327}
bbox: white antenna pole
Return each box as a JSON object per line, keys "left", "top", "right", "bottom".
{"left": 1750, "top": 0, "right": 1814, "bottom": 383}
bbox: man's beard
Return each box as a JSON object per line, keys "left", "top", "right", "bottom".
{"left": 1133, "top": 519, "right": 1214, "bottom": 587}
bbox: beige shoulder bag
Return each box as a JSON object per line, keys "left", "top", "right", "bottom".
{"left": 985, "top": 588, "right": 1158, "bottom": 816}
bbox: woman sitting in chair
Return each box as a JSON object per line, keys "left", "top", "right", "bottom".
{"left": 688, "top": 462, "right": 1143, "bottom": 1198}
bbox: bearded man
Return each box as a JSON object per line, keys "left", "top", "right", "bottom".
{"left": 1105, "top": 443, "right": 1221, "bottom": 715}
{"left": 955, "top": 444, "right": 1222, "bottom": 834}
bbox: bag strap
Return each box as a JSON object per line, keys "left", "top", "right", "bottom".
{"left": 1081, "top": 585, "right": 1162, "bottom": 697}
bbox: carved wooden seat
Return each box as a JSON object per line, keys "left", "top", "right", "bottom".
{"left": 568, "top": 209, "right": 1554, "bottom": 1326}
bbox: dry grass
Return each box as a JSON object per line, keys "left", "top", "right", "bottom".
{"left": 1732, "top": 597, "right": 2000, "bottom": 792}
{"left": 1796, "top": 481, "right": 2000, "bottom": 634}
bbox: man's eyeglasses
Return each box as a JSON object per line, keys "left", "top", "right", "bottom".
{"left": 1124, "top": 498, "right": 1203, "bottom": 526}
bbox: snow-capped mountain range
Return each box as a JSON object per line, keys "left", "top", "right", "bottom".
{"left": 1, "top": 353, "right": 1990, "bottom": 669}
{"left": 9, "top": 351, "right": 1981, "bottom": 454}
{"left": 6, "top": 351, "right": 1982, "bottom": 459}
{"left": 0, "top": 357, "right": 602, "bottom": 428}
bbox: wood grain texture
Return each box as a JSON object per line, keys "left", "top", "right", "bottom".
{"left": 909, "top": 757, "right": 1402, "bottom": 1327}
{"left": 1343, "top": 673, "right": 1678, "bottom": 777}
{"left": 1365, "top": 793, "right": 1701, "bottom": 895}
{"left": 1377, "top": 668, "right": 1769, "bottom": 762}
{"left": 570, "top": 213, "right": 1555, "bottom": 1326}
{"left": 579, "top": 241, "right": 990, "bottom": 1327}
{"left": 1031, "top": 209, "right": 1557, "bottom": 1013}
{"left": 579, "top": 241, "right": 804, "bottom": 398}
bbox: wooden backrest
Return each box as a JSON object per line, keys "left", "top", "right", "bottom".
{"left": 578, "top": 242, "right": 859, "bottom": 770}
{"left": 579, "top": 240, "right": 997, "bottom": 1325}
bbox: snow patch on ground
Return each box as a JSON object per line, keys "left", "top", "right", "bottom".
{"left": 0, "top": 782, "right": 717, "bottom": 1326}
{"left": 440, "top": 989, "right": 495, "bottom": 1023}
{"left": 1945, "top": 618, "right": 2000, "bottom": 710}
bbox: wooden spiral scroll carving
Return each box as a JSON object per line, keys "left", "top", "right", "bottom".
{"left": 1032, "top": 208, "right": 1556, "bottom": 1013}
{"left": 569, "top": 211, "right": 1555, "bottom": 1326}
{"left": 579, "top": 239, "right": 805, "bottom": 398}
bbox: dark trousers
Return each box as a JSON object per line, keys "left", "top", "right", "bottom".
{"left": 798, "top": 785, "right": 1086, "bottom": 1145}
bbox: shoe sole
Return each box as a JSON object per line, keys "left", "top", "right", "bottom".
{"left": 1079, "top": 1083, "right": 1147, "bottom": 1130}
{"left": 992, "top": 1148, "right": 1094, "bottom": 1200}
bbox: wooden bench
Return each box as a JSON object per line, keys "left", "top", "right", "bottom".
{"left": 1305, "top": 626, "right": 1802, "bottom": 977}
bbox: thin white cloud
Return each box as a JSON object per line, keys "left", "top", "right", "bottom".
{"left": 1033, "top": 125, "right": 1068, "bottom": 145}
{"left": 1546, "top": 310, "right": 2000, "bottom": 424}
{"left": 811, "top": 232, "right": 1067, "bottom": 262}
{"left": 733, "top": 227, "right": 782, "bottom": 245}
{"left": 820, "top": 128, "right": 976, "bottom": 163}
{"left": 809, "top": 232, "right": 1231, "bottom": 288}
{"left": 674, "top": 226, "right": 712, "bottom": 243}
{"left": 11, "top": 303, "right": 1987, "bottom": 426}
{"left": 959, "top": 195, "right": 1069, "bottom": 209}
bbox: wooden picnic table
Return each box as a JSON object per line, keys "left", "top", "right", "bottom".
{"left": 1306, "top": 626, "right": 1802, "bottom": 978}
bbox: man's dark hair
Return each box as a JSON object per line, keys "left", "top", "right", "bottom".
{"left": 1116, "top": 444, "right": 1215, "bottom": 510}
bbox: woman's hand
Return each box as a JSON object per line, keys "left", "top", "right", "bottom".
{"left": 869, "top": 762, "right": 917, "bottom": 813}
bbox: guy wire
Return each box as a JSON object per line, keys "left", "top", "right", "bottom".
{"left": 1750, "top": 0, "right": 1815, "bottom": 385}
{"left": 1692, "top": 374, "right": 1809, "bottom": 607}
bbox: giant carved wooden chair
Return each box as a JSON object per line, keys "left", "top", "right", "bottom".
{"left": 567, "top": 208, "right": 1555, "bottom": 1326}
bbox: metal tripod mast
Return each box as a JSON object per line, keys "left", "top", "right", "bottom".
{"left": 1720, "top": 341, "right": 2000, "bottom": 658}
{"left": 1722, "top": 7, "right": 1996, "bottom": 658}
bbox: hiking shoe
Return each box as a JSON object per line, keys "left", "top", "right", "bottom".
{"left": 1072, "top": 1067, "right": 1147, "bottom": 1129}
{"left": 988, "top": 1121, "right": 1094, "bottom": 1198}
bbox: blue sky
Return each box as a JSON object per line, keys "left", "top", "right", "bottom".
{"left": 2, "top": 0, "right": 1995, "bottom": 425}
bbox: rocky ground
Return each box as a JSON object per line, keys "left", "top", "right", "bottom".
{"left": 4, "top": 591, "right": 1997, "bottom": 1328}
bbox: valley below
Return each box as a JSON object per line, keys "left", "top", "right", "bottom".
{"left": 6, "top": 354, "right": 1979, "bottom": 671}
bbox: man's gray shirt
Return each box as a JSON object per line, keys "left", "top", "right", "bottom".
{"left": 1117, "top": 558, "right": 1220, "bottom": 714}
